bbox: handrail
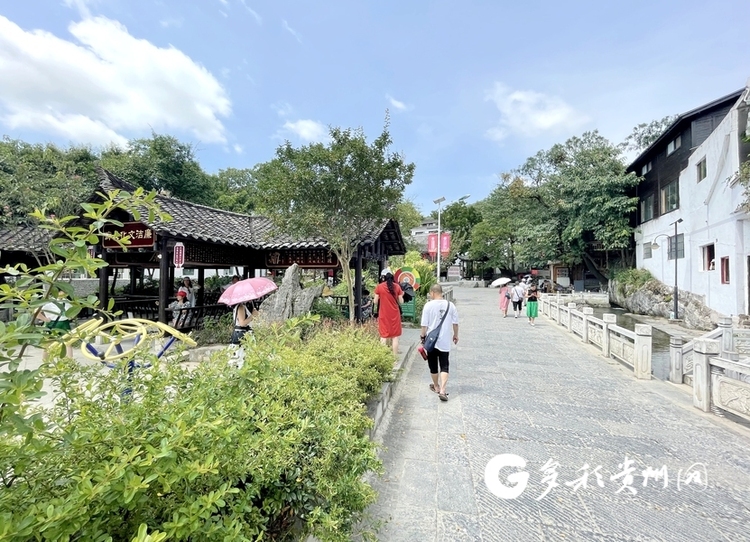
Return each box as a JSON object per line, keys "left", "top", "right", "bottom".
{"left": 609, "top": 324, "right": 636, "bottom": 340}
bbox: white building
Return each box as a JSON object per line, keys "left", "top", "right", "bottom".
{"left": 631, "top": 82, "right": 750, "bottom": 317}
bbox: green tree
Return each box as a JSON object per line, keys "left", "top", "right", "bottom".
{"left": 516, "top": 131, "right": 639, "bottom": 277}
{"left": 212, "top": 167, "right": 259, "bottom": 214}
{"left": 100, "top": 133, "right": 216, "bottom": 205}
{"left": 255, "top": 121, "right": 415, "bottom": 320}
{"left": 622, "top": 115, "right": 677, "bottom": 154}
{"left": 430, "top": 201, "right": 482, "bottom": 273}
{"left": 0, "top": 137, "right": 98, "bottom": 226}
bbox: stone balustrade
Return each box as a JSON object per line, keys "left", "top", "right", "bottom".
{"left": 540, "top": 294, "right": 652, "bottom": 380}
{"left": 692, "top": 338, "right": 750, "bottom": 422}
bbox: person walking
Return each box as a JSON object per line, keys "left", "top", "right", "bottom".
{"left": 526, "top": 284, "right": 539, "bottom": 326}
{"left": 509, "top": 281, "right": 525, "bottom": 319}
{"left": 373, "top": 268, "right": 403, "bottom": 356}
{"left": 498, "top": 284, "right": 511, "bottom": 318}
{"left": 420, "top": 284, "right": 459, "bottom": 401}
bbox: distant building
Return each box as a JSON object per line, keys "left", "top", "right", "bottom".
{"left": 629, "top": 81, "right": 750, "bottom": 317}
{"left": 410, "top": 217, "right": 438, "bottom": 257}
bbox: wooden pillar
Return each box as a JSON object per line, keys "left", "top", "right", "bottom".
{"left": 129, "top": 266, "right": 137, "bottom": 294}
{"left": 98, "top": 254, "right": 109, "bottom": 316}
{"left": 355, "top": 246, "right": 363, "bottom": 321}
{"left": 248, "top": 267, "right": 256, "bottom": 278}
{"left": 158, "top": 239, "right": 170, "bottom": 323}
{"left": 197, "top": 267, "right": 205, "bottom": 306}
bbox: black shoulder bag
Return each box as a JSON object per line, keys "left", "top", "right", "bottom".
{"left": 423, "top": 301, "right": 451, "bottom": 354}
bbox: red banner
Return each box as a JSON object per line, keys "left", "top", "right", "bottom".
{"left": 173, "top": 242, "right": 185, "bottom": 269}
{"left": 440, "top": 233, "right": 451, "bottom": 256}
{"left": 427, "top": 233, "right": 438, "bottom": 256}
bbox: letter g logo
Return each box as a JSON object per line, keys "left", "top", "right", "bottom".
{"left": 484, "top": 454, "right": 530, "bottom": 499}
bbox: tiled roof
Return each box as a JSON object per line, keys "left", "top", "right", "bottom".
{"left": 97, "top": 168, "right": 405, "bottom": 254}
{"left": 0, "top": 226, "right": 54, "bottom": 252}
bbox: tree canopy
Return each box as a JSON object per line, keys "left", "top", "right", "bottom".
{"left": 255, "top": 122, "right": 415, "bottom": 320}
{"left": 622, "top": 115, "right": 677, "bottom": 154}
{"left": 471, "top": 131, "right": 639, "bottom": 279}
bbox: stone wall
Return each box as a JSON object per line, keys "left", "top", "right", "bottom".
{"left": 609, "top": 278, "right": 721, "bottom": 331}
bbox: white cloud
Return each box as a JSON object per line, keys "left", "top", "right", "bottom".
{"left": 233, "top": 143, "right": 243, "bottom": 154}
{"left": 159, "top": 18, "right": 183, "bottom": 28}
{"left": 217, "top": 0, "right": 228, "bottom": 6}
{"left": 272, "top": 101, "right": 293, "bottom": 117}
{"left": 386, "top": 94, "right": 409, "bottom": 111}
{"left": 279, "top": 119, "right": 328, "bottom": 143}
{"left": 239, "top": 0, "right": 262, "bottom": 24}
{"left": 485, "top": 82, "right": 589, "bottom": 142}
{"left": 0, "top": 15, "right": 231, "bottom": 146}
{"left": 221, "top": 67, "right": 231, "bottom": 79}
{"left": 63, "top": 0, "right": 98, "bottom": 19}
{"left": 282, "top": 20, "right": 302, "bottom": 43}
{"left": 219, "top": 10, "right": 228, "bottom": 17}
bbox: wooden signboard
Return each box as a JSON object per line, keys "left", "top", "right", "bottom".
{"left": 102, "top": 222, "right": 155, "bottom": 249}
{"left": 265, "top": 249, "right": 337, "bottom": 268}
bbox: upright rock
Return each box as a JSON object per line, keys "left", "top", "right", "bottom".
{"left": 258, "top": 263, "right": 324, "bottom": 322}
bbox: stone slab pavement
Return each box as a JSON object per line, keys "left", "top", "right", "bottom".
{"left": 366, "top": 287, "right": 750, "bottom": 542}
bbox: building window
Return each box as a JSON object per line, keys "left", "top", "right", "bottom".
{"left": 696, "top": 158, "right": 707, "bottom": 182}
{"left": 640, "top": 193, "right": 654, "bottom": 223}
{"left": 643, "top": 243, "right": 652, "bottom": 259}
{"left": 661, "top": 182, "right": 679, "bottom": 213}
{"left": 702, "top": 244, "right": 715, "bottom": 271}
{"left": 721, "top": 257, "right": 730, "bottom": 283}
{"left": 667, "top": 135, "right": 681, "bottom": 156}
{"left": 668, "top": 234, "right": 684, "bottom": 260}
{"left": 641, "top": 162, "right": 652, "bottom": 175}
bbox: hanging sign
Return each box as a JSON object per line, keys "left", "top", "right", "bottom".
{"left": 440, "top": 232, "right": 451, "bottom": 256}
{"left": 173, "top": 242, "right": 185, "bottom": 269}
{"left": 427, "top": 233, "right": 438, "bottom": 257}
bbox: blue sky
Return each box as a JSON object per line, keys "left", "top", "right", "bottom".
{"left": 1, "top": 0, "right": 748, "bottom": 214}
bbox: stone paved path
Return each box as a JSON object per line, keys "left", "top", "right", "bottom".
{"left": 367, "top": 287, "right": 750, "bottom": 541}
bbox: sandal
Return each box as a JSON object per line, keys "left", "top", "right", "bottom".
{"left": 439, "top": 392, "right": 448, "bottom": 402}
{"left": 429, "top": 384, "right": 439, "bottom": 394}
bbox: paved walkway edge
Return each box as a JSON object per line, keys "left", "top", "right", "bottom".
{"left": 368, "top": 338, "right": 418, "bottom": 439}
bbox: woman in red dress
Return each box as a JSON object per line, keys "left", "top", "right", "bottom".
{"left": 373, "top": 268, "right": 404, "bottom": 356}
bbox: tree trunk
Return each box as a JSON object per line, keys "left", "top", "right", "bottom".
{"left": 334, "top": 246, "right": 355, "bottom": 322}
{"left": 582, "top": 252, "right": 608, "bottom": 283}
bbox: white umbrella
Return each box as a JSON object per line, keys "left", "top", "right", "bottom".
{"left": 490, "top": 277, "right": 512, "bottom": 287}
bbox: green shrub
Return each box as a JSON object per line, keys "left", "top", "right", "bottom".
{"left": 192, "top": 311, "right": 234, "bottom": 345}
{"left": 613, "top": 268, "right": 654, "bottom": 294}
{"left": 0, "top": 316, "right": 388, "bottom": 542}
{"left": 311, "top": 298, "right": 345, "bottom": 321}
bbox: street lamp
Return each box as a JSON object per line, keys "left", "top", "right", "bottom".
{"left": 434, "top": 194, "right": 470, "bottom": 283}
{"left": 651, "top": 218, "right": 684, "bottom": 319}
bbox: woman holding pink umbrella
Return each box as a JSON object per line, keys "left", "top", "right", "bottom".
{"left": 218, "top": 277, "right": 278, "bottom": 346}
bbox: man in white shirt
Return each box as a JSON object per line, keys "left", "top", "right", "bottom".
{"left": 420, "top": 284, "right": 459, "bottom": 401}
{"left": 509, "top": 282, "right": 526, "bottom": 318}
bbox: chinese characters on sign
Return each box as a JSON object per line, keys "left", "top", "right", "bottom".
{"left": 440, "top": 232, "right": 451, "bottom": 256}
{"left": 485, "top": 454, "right": 707, "bottom": 500}
{"left": 102, "top": 222, "right": 155, "bottom": 249}
{"left": 265, "top": 249, "right": 337, "bottom": 268}
{"left": 173, "top": 242, "right": 185, "bottom": 269}
{"left": 427, "top": 233, "right": 438, "bottom": 257}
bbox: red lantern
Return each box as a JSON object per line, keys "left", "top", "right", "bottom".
{"left": 440, "top": 233, "right": 451, "bottom": 256}
{"left": 173, "top": 242, "right": 185, "bottom": 269}
{"left": 427, "top": 233, "right": 438, "bottom": 257}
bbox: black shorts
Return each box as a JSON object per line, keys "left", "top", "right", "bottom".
{"left": 427, "top": 348, "right": 450, "bottom": 374}
{"left": 512, "top": 300, "right": 523, "bottom": 311}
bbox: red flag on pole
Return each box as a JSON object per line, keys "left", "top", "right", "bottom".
{"left": 427, "top": 233, "right": 438, "bottom": 257}
{"left": 440, "top": 233, "right": 451, "bottom": 257}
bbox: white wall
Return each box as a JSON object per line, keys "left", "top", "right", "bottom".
{"left": 636, "top": 102, "right": 750, "bottom": 317}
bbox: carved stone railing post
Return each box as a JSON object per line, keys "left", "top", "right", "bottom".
{"left": 582, "top": 307, "right": 594, "bottom": 344}
{"left": 602, "top": 313, "right": 616, "bottom": 358}
{"left": 669, "top": 336, "right": 684, "bottom": 384}
{"left": 693, "top": 339, "right": 720, "bottom": 412}
{"left": 634, "top": 324, "right": 652, "bottom": 380}
{"left": 556, "top": 301, "right": 561, "bottom": 324}
{"left": 718, "top": 316, "right": 733, "bottom": 357}
{"left": 567, "top": 303, "right": 576, "bottom": 331}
